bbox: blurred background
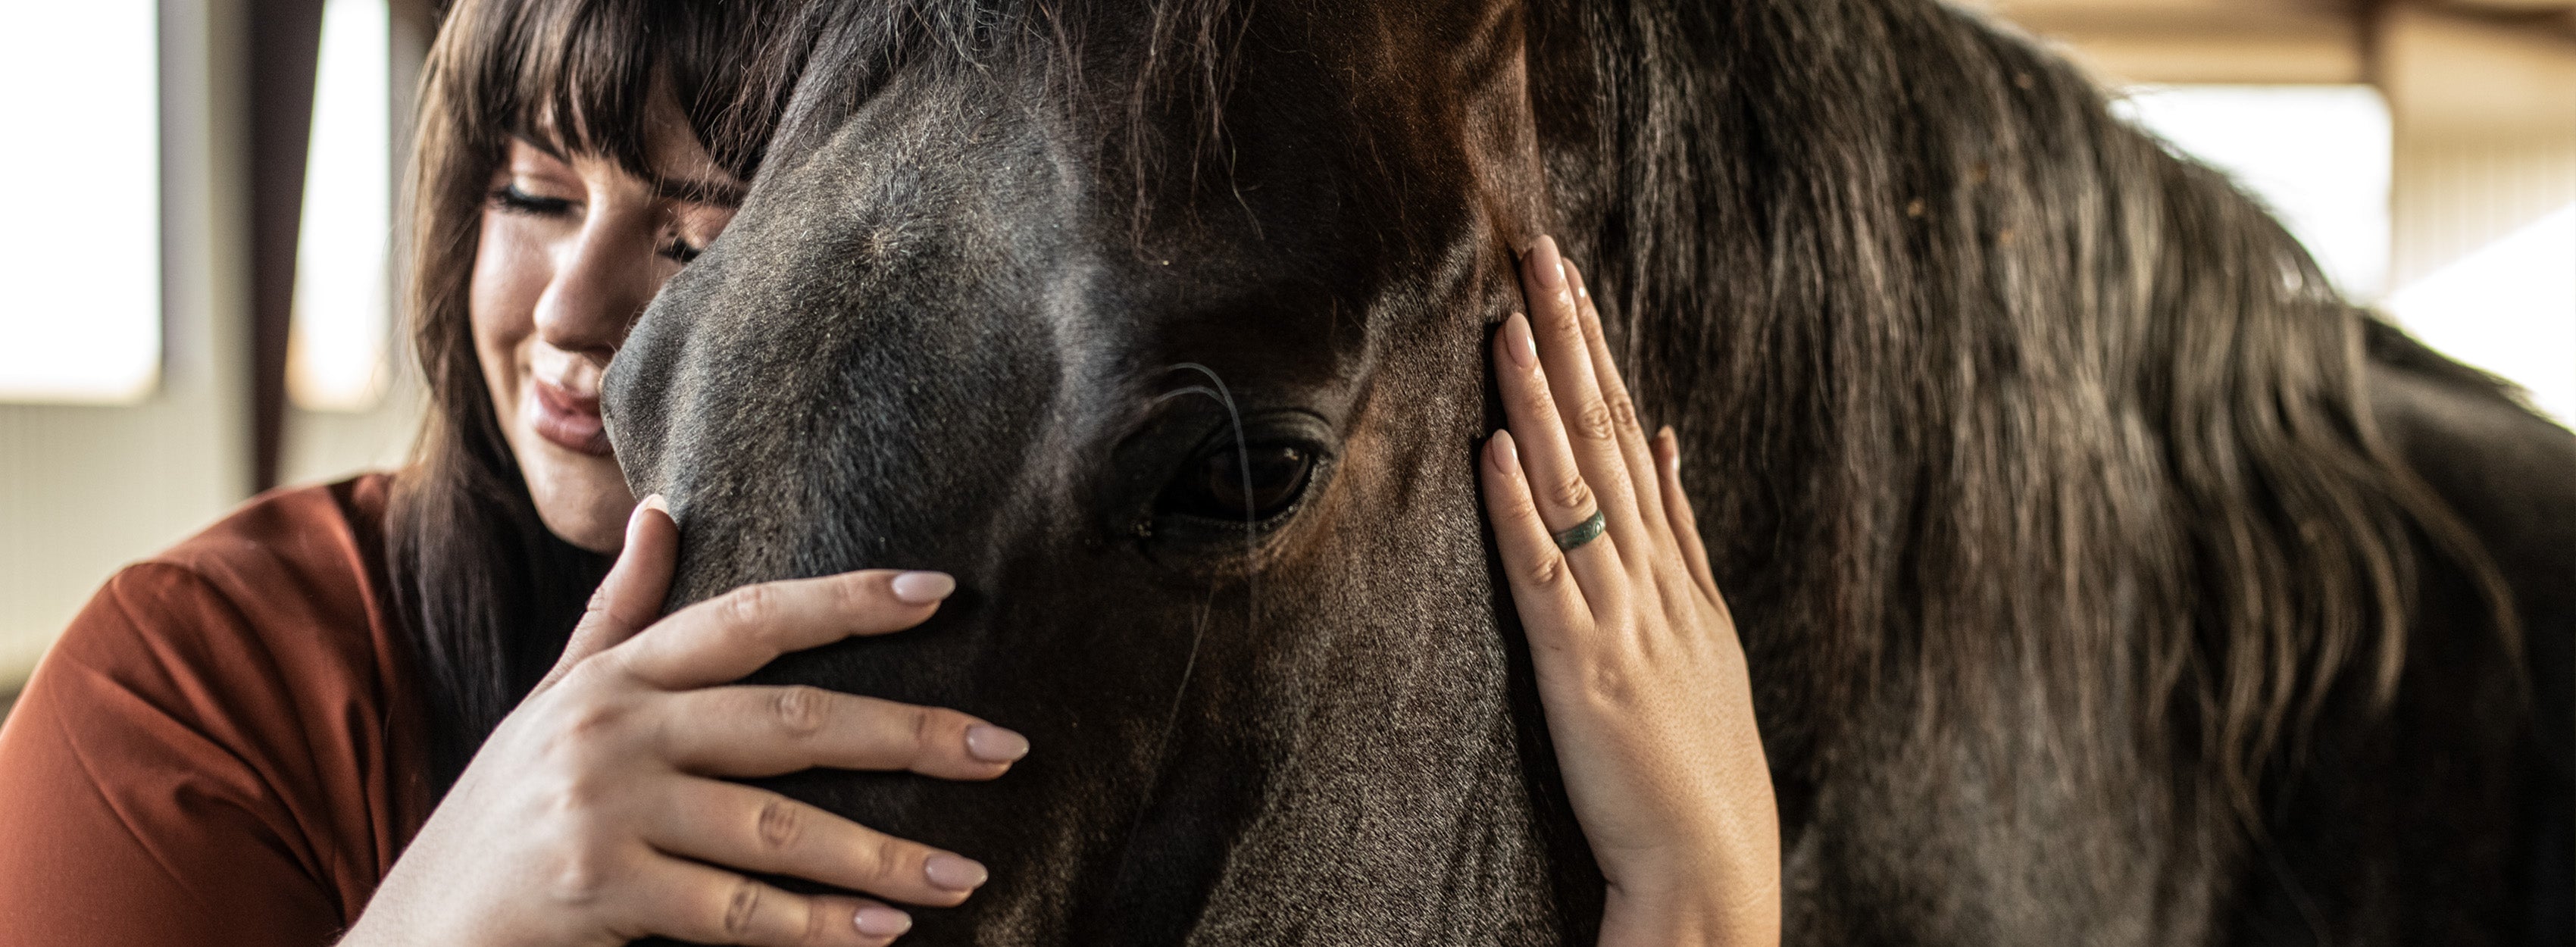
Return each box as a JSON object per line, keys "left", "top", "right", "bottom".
{"left": 2, "top": 0, "right": 2571, "bottom": 712}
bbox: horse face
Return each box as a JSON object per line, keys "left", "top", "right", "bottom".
{"left": 605, "top": 2, "right": 1596, "bottom": 941}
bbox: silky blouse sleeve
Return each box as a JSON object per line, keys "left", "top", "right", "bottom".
{"left": 0, "top": 562, "right": 384, "bottom": 945}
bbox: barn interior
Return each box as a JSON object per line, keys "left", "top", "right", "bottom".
{"left": 2, "top": 0, "right": 2571, "bottom": 717}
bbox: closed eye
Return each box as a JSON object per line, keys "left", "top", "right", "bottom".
{"left": 658, "top": 236, "right": 705, "bottom": 264}
{"left": 490, "top": 183, "right": 574, "bottom": 217}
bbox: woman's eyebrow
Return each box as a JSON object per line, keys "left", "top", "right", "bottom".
{"left": 650, "top": 173, "right": 747, "bottom": 208}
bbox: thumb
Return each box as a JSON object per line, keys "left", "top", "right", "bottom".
{"left": 533, "top": 494, "right": 678, "bottom": 695}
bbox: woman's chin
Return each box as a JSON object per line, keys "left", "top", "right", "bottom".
{"left": 520, "top": 442, "right": 635, "bottom": 555}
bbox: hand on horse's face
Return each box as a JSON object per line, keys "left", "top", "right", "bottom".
{"left": 468, "top": 95, "right": 743, "bottom": 555}
{"left": 344, "top": 498, "right": 1028, "bottom": 947}
{"left": 1485, "top": 237, "right": 1783, "bottom": 947}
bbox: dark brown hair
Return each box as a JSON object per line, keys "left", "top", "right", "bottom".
{"left": 389, "top": 0, "right": 805, "bottom": 787}
{"left": 389, "top": 0, "right": 1235, "bottom": 792}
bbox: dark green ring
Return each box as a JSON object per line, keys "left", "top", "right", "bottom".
{"left": 1553, "top": 510, "right": 1608, "bottom": 552}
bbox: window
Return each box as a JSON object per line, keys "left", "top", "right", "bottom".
{"left": 2385, "top": 205, "right": 2576, "bottom": 423}
{"left": 0, "top": 1, "right": 161, "bottom": 404}
{"left": 288, "top": 0, "right": 392, "bottom": 412}
{"left": 2115, "top": 85, "right": 2394, "bottom": 299}
{"left": 2119, "top": 84, "right": 2573, "bottom": 424}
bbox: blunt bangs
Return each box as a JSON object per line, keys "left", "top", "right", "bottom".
{"left": 450, "top": 0, "right": 796, "bottom": 183}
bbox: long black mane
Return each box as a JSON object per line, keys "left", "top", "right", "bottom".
{"left": 1526, "top": 1, "right": 2560, "bottom": 937}
{"left": 1558, "top": 0, "right": 2496, "bottom": 791}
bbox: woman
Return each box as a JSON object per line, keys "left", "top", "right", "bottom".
{"left": 0, "top": 1, "right": 1775, "bottom": 944}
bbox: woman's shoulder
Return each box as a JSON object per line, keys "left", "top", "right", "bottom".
{"left": 0, "top": 472, "right": 430, "bottom": 940}
{"left": 142, "top": 472, "right": 395, "bottom": 603}
{"left": 68, "top": 473, "right": 403, "bottom": 686}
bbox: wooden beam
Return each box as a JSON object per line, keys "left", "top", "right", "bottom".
{"left": 2382, "top": 5, "right": 2576, "bottom": 286}
{"left": 246, "top": 0, "right": 327, "bottom": 493}
{"left": 1975, "top": 1, "right": 2368, "bottom": 84}
{"left": 2386, "top": 5, "right": 2576, "bottom": 130}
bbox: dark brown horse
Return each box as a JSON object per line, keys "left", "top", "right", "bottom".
{"left": 602, "top": 0, "right": 2575, "bottom": 942}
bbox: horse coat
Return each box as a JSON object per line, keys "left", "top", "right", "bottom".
{"left": 603, "top": 1, "right": 2576, "bottom": 942}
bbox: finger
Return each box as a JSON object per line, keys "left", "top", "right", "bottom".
{"left": 627, "top": 856, "right": 918, "bottom": 947}
{"left": 536, "top": 495, "right": 679, "bottom": 695}
{"left": 646, "top": 779, "right": 990, "bottom": 909}
{"left": 1562, "top": 258, "right": 1672, "bottom": 546}
{"left": 1521, "top": 237, "right": 1651, "bottom": 558}
{"left": 1480, "top": 431, "right": 1596, "bottom": 652}
{"left": 1493, "top": 314, "right": 1629, "bottom": 606}
{"left": 1653, "top": 427, "right": 1722, "bottom": 606}
{"left": 657, "top": 686, "right": 1030, "bottom": 780}
{"left": 617, "top": 570, "right": 956, "bottom": 691}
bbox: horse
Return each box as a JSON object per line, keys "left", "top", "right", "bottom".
{"left": 600, "top": 0, "right": 2576, "bottom": 942}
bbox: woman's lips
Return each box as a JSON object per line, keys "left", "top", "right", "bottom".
{"left": 530, "top": 378, "right": 613, "bottom": 457}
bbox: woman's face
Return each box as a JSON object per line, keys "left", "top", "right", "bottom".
{"left": 470, "top": 105, "right": 740, "bottom": 553}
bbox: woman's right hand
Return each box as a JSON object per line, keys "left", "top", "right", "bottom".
{"left": 342, "top": 497, "right": 1025, "bottom": 947}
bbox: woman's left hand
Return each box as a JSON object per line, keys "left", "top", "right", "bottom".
{"left": 1484, "top": 236, "right": 1780, "bottom": 946}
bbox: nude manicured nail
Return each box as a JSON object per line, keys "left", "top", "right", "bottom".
{"left": 855, "top": 904, "right": 912, "bottom": 937}
{"left": 1504, "top": 314, "right": 1538, "bottom": 368}
{"left": 924, "top": 853, "right": 989, "bottom": 892}
{"left": 890, "top": 571, "right": 956, "bottom": 605}
{"left": 625, "top": 495, "right": 666, "bottom": 539}
{"left": 1529, "top": 236, "right": 1567, "bottom": 289}
{"left": 965, "top": 724, "right": 1030, "bottom": 763}
{"left": 1492, "top": 430, "right": 1519, "bottom": 472}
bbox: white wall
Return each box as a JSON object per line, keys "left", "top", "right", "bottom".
{"left": 0, "top": 0, "right": 253, "bottom": 688}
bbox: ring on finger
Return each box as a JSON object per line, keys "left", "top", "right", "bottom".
{"left": 1553, "top": 509, "right": 1608, "bottom": 552}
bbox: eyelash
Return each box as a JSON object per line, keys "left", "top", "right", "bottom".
{"left": 659, "top": 236, "right": 704, "bottom": 265}
{"left": 488, "top": 184, "right": 707, "bottom": 264}
{"left": 489, "top": 183, "right": 570, "bottom": 216}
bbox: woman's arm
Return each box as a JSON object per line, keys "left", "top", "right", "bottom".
{"left": 343, "top": 499, "right": 1019, "bottom": 947}
{"left": 1489, "top": 237, "right": 1781, "bottom": 946}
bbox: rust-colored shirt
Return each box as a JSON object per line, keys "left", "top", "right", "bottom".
{"left": 0, "top": 475, "right": 433, "bottom": 945}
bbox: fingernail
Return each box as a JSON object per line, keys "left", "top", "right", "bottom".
{"left": 965, "top": 724, "right": 1030, "bottom": 763}
{"left": 1503, "top": 314, "right": 1537, "bottom": 368}
{"left": 890, "top": 571, "right": 956, "bottom": 605}
{"left": 1529, "top": 236, "right": 1566, "bottom": 289}
{"left": 1491, "top": 430, "right": 1519, "bottom": 471}
{"left": 925, "top": 853, "right": 989, "bottom": 892}
{"left": 641, "top": 492, "right": 668, "bottom": 514}
{"left": 855, "top": 904, "right": 912, "bottom": 937}
{"left": 624, "top": 495, "right": 660, "bottom": 539}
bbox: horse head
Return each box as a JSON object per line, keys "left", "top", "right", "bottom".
{"left": 605, "top": 0, "right": 1594, "bottom": 941}
{"left": 607, "top": 0, "right": 2572, "bottom": 943}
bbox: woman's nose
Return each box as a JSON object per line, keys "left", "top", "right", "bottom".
{"left": 532, "top": 216, "right": 658, "bottom": 359}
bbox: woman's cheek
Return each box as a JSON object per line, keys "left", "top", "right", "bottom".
{"left": 469, "top": 214, "right": 552, "bottom": 351}
{"left": 467, "top": 214, "right": 555, "bottom": 417}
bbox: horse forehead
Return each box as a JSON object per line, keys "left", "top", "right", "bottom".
{"left": 626, "top": 0, "right": 1539, "bottom": 417}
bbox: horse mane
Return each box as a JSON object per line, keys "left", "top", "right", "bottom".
{"left": 1537, "top": 0, "right": 2520, "bottom": 827}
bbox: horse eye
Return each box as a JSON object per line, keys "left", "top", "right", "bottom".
{"left": 1164, "top": 444, "right": 1316, "bottom": 521}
